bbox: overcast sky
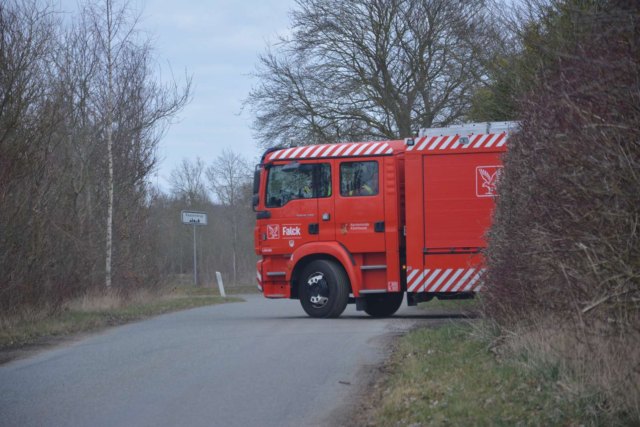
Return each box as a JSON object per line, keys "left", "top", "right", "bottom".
{"left": 62, "top": 0, "right": 296, "bottom": 189}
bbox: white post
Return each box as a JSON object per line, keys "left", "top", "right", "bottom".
{"left": 216, "top": 272, "right": 226, "bottom": 297}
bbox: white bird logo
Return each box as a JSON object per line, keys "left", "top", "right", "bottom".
{"left": 479, "top": 168, "right": 501, "bottom": 195}
{"left": 267, "top": 225, "right": 279, "bottom": 239}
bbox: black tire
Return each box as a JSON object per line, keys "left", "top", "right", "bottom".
{"left": 299, "top": 260, "right": 350, "bottom": 318}
{"left": 364, "top": 292, "right": 404, "bottom": 318}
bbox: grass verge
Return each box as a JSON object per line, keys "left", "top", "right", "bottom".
{"left": 0, "top": 295, "right": 243, "bottom": 349}
{"left": 418, "top": 297, "right": 480, "bottom": 312}
{"left": 368, "top": 324, "right": 617, "bottom": 427}
{"left": 171, "top": 285, "right": 261, "bottom": 296}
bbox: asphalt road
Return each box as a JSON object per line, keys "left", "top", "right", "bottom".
{"left": 0, "top": 294, "right": 454, "bottom": 427}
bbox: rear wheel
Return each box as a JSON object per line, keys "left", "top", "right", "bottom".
{"left": 299, "top": 260, "right": 350, "bottom": 318}
{"left": 364, "top": 292, "right": 404, "bottom": 318}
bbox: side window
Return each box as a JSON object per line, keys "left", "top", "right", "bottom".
{"left": 266, "top": 165, "right": 314, "bottom": 208}
{"left": 340, "top": 161, "right": 379, "bottom": 197}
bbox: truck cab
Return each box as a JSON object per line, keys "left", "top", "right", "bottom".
{"left": 253, "top": 122, "right": 514, "bottom": 318}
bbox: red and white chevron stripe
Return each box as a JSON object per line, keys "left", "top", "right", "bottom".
{"left": 256, "top": 270, "right": 263, "bottom": 291}
{"left": 265, "top": 141, "right": 394, "bottom": 162}
{"left": 406, "top": 134, "right": 507, "bottom": 152}
{"left": 406, "top": 267, "right": 485, "bottom": 293}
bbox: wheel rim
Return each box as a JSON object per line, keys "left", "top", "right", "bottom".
{"left": 307, "top": 272, "right": 329, "bottom": 308}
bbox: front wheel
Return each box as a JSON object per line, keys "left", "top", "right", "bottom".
{"left": 364, "top": 292, "right": 404, "bottom": 318}
{"left": 299, "top": 260, "right": 350, "bottom": 318}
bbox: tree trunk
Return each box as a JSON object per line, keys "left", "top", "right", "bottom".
{"left": 105, "top": 0, "right": 114, "bottom": 289}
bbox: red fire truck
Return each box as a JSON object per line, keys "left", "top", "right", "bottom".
{"left": 252, "top": 122, "right": 515, "bottom": 318}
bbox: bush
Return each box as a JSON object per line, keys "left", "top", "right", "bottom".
{"left": 484, "top": 1, "right": 640, "bottom": 417}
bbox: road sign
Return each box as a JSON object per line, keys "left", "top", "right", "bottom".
{"left": 181, "top": 210, "right": 208, "bottom": 225}
{"left": 181, "top": 211, "right": 208, "bottom": 287}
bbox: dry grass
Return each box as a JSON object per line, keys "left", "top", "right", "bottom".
{"left": 491, "top": 320, "right": 640, "bottom": 423}
{"left": 64, "top": 288, "right": 159, "bottom": 311}
{"left": 368, "top": 324, "right": 582, "bottom": 426}
{"left": 171, "top": 285, "right": 261, "bottom": 296}
{"left": 367, "top": 323, "right": 637, "bottom": 426}
{"left": 0, "top": 289, "right": 243, "bottom": 349}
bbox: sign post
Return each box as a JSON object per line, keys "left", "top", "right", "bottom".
{"left": 181, "top": 211, "right": 208, "bottom": 287}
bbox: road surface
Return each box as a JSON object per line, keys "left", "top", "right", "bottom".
{"left": 0, "top": 294, "right": 458, "bottom": 427}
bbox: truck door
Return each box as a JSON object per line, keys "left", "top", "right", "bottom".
{"left": 259, "top": 160, "right": 319, "bottom": 256}
{"left": 423, "top": 153, "right": 500, "bottom": 253}
{"left": 334, "top": 158, "right": 385, "bottom": 254}
{"left": 316, "top": 161, "right": 336, "bottom": 242}
{"left": 418, "top": 152, "right": 501, "bottom": 292}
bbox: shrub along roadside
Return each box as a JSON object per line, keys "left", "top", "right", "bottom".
{"left": 365, "top": 324, "right": 632, "bottom": 427}
{"left": 0, "top": 294, "right": 243, "bottom": 349}
{"left": 482, "top": 1, "right": 640, "bottom": 417}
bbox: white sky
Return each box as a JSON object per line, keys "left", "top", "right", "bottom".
{"left": 61, "top": 0, "right": 296, "bottom": 190}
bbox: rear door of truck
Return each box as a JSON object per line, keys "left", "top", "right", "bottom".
{"left": 404, "top": 130, "right": 509, "bottom": 294}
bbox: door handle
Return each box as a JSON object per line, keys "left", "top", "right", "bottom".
{"left": 309, "top": 223, "right": 319, "bottom": 234}
{"left": 374, "top": 221, "right": 385, "bottom": 232}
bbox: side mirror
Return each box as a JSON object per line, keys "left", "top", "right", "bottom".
{"left": 252, "top": 194, "right": 259, "bottom": 208}
{"left": 253, "top": 168, "right": 261, "bottom": 194}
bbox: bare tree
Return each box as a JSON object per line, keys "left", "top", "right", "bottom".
{"left": 104, "top": 0, "right": 116, "bottom": 289}
{"left": 0, "top": 0, "right": 190, "bottom": 311}
{"left": 86, "top": 0, "right": 191, "bottom": 288}
{"left": 245, "top": 0, "right": 494, "bottom": 148}
{"left": 0, "top": 0, "right": 64, "bottom": 309}
{"left": 85, "top": 0, "right": 137, "bottom": 288}
{"left": 205, "top": 150, "right": 251, "bottom": 284}
{"left": 168, "top": 157, "right": 209, "bottom": 206}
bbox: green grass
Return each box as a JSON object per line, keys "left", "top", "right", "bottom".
{"left": 370, "top": 324, "right": 591, "bottom": 426}
{"left": 171, "top": 285, "right": 261, "bottom": 296}
{"left": 0, "top": 296, "right": 243, "bottom": 349}
{"left": 418, "top": 297, "right": 480, "bottom": 311}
